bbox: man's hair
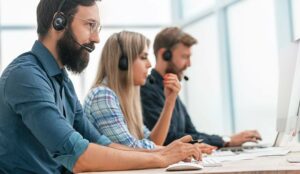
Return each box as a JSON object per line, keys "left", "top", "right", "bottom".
{"left": 153, "top": 27, "right": 197, "bottom": 57}
{"left": 36, "top": 0, "right": 98, "bottom": 39}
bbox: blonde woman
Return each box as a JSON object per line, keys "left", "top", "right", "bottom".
{"left": 83, "top": 31, "right": 181, "bottom": 149}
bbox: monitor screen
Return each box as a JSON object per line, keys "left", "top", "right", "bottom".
{"left": 276, "top": 40, "right": 300, "bottom": 146}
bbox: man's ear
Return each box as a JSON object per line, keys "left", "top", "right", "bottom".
{"left": 157, "top": 48, "right": 166, "bottom": 58}
{"left": 50, "top": 26, "right": 65, "bottom": 39}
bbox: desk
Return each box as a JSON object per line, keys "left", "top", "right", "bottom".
{"left": 79, "top": 151, "right": 300, "bottom": 174}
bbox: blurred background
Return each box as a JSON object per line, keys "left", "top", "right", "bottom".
{"left": 0, "top": 0, "right": 299, "bottom": 143}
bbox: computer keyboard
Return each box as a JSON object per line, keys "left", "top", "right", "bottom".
{"left": 191, "top": 158, "right": 222, "bottom": 167}
{"left": 219, "top": 143, "right": 271, "bottom": 153}
{"left": 202, "top": 158, "right": 222, "bottom": 167}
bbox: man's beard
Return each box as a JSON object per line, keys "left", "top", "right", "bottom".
{"left": 166, "top": 61, "right": 186, "bottom": 81}
{"left": 57, "top": 28, "right": 95, "bottom": 74}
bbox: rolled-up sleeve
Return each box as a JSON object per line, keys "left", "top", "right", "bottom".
{"left": 4, "top": 66, "right": 88, "bottom": 171}
{"left": 54, "top": 132, "right": 89, "bottom": 170}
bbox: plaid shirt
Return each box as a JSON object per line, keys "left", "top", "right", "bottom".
{"left": 83, "top": 86, "right": 155, "bottom": 149}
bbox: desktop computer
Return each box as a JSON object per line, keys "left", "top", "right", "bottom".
{"left": 219, "top": 40, "right": 300, "bottom": 156}
{"left": 276, "top": 39, "right": 300, "bottom": 146}
{"left": 276, "top": 39, "right": 300, "bottom": 163}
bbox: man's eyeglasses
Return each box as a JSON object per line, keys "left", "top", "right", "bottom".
{"left": 71, "top": 15, "right": 102, "bottom": 34}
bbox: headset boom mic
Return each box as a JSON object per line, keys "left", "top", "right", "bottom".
{"left": 184, "top": 75, "right": 189, "bottom": 81}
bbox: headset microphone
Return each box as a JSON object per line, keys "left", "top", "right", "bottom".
{"left": 71, "top": 35, "right": 95, "bottom": 53}
{"left": 183, "top": 75, "right": 189, "bottom": 81}
{"left": 75, "top": 41, "right": 94, "bottom": 53}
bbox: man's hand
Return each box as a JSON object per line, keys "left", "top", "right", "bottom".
{"left": 229, "top": 130, "right": 262, "bottom": 147}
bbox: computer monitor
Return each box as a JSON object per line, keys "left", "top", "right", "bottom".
{"left": 276, "top": 40, "right": 300, "bottom": 146}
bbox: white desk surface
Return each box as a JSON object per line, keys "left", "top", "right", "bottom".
{"left": 79, "top": 150, "right": 300, "bottom": 174}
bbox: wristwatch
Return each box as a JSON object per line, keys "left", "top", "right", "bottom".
{"left": 222, "top": 136, "right": 231, "bottom": 147}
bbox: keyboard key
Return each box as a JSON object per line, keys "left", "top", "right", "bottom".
{"left": 202, "top": 158, "right": 222, "bottom": 167}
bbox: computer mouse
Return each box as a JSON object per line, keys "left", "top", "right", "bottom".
{"left": 242, "top": 141, "right": 258, "bottom": 147}
{"left": 242, "top": 142, "right": 270, "bottom": 149}
{"left": 287, "top": 157, "right": 300, "bottom": 163}
{"left": 166, "top": 162, "right": 203, "bottom": 171}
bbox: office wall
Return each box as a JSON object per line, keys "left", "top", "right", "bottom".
{"left": 181, "top": 0, "right": 215, "bottom": 19}
{"left": 100, "top": 0, "right": 171, "bottom": 26}
{"left": 183, "top": 16, "right": 228, "bottom": 135}
{"left": 227, "top": 0, "right": 278, "bottom": 142}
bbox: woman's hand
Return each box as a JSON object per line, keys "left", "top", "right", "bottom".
{"left": 163, "top": 73, "right": 181, "bottom": 102}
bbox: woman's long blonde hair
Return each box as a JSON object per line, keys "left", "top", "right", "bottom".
{"left": 92, "top": 31, "right": 150, "bottom": 139}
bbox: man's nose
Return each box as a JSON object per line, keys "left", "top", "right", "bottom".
{"left": 90, "top": 32, "right": 100, "bottom": 44}
{"left": 187, "top": 58, "right": 191, "bottom": 67}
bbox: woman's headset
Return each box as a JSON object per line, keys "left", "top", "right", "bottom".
{"left": 116, "top": 33, "right": 129, "bottom": 71}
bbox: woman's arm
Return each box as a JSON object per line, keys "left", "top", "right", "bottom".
{"left": 150, "top": 73, "right": 181, "bottom": 145}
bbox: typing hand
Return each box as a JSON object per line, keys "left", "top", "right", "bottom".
{"left": 157, "top": 135, "right": 202, "bottom": 167}
{"left": 188, "top": 139, "right": 217, "bottom": 154}
{"left": 197, "top": 143, "right": 217, "bottom": 155}
{"left": 229, "top": 130, "right": 262, "bottom": 147}
{"left": 189, "top": 139, "right": 204, "bottom": 144}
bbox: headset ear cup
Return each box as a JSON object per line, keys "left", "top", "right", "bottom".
{"left": 163, "top": 50, "right": 172, "bottom": 61}
{"left": 119, "top": 55, "right": 128, "bottom": 71}
{"left": 53, "top": 12, "right": 67, "bottom": 31}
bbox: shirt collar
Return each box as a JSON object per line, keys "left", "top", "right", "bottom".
{"left": 31, "top": 40, "right": 63, "bottom": 77}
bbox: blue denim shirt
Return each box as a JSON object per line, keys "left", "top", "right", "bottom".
{"left": 0, "top": 41, "right": 111, "bottom": 174}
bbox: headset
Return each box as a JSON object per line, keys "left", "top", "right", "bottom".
{"left": 52, "top": 0, "right": 95, "bottom": 52}
{"left": 162, "top": 49, "right": 172, "bottom": 61}
{"left": 117, "top": 33, "right": 128, "bottom": 71}
{"left": 162, "top": 29, "right": 185, "bottom": 62}
{"left": 53, "top": 0, "right": 67, "bottom": 31}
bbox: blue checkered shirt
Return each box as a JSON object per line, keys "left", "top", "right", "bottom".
{"left": 83, "top": 86, "right": 155, "bottom": 149}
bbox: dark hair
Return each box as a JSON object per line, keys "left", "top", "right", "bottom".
{"left": 36, "top": 0, "right": 98, "bottom": 39}
{"left": 153, "top": 27, "right": 197, "bottom": 57}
